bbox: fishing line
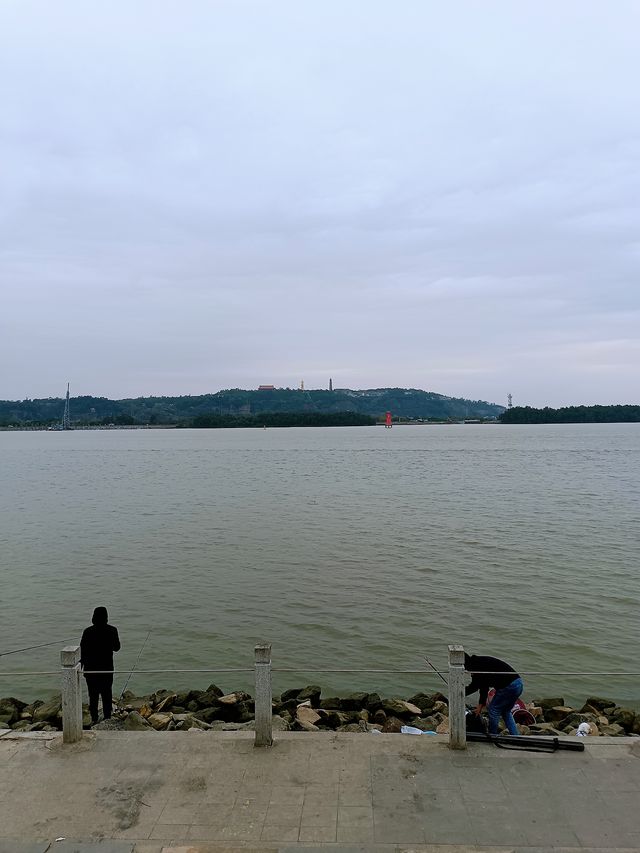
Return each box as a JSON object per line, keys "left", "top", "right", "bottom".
{"left": 119, "top": 630, "right": 151, "bottom": 699}
{"left": 0, "top": 638, "right": 77, "bottom": 657}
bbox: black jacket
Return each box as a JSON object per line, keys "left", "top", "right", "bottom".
{"left": 464, "top": 655, "right": 519, "bottom": 705}
{"left": 80, "top": 624, "right": 120, "bottom": 674}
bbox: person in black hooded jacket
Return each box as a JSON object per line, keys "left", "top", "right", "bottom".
{"left": 464, "top": 652, "right": 523, "bottom": 736}
{"left": 80, "top": 606, "right": 121, "bottom": 724}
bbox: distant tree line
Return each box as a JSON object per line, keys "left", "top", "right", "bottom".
{"left": 500, "top": 405, "right": 640, "bottom": 424}
{"left": 191, "top": 412, "right": 376, "bottom": 428}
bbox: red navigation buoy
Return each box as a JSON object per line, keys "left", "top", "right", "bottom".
{"left": 385, "top": 411, "right": 392, "bottom": 428}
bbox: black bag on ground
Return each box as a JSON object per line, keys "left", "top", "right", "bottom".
{"left": 465, "top": 710, "right": 487, "bottom": 734}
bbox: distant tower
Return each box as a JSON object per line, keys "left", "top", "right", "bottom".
{"left": 300, "top": 379, "right": 304, "bottom": 391}
{"left": 507, "top": 393, "right": 513, "bottom": 409}
{"left": 329, "top": 378, "right": 333, "bottom": 391}
{"left": 62, "top": 383, "right": 71, "bottom": 430}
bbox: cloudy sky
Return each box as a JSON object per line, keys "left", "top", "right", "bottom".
{"left": 1, "top": 1, "right": 639, "bottom": 407}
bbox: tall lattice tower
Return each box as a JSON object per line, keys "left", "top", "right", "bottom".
{"left": 507, "top": 393, "right": 513, "bottom": 409}
{"left": 62, "top": 383, "right": 71, "bottom": 430}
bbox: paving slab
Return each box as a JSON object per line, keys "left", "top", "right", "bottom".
{"left": 50, "top": 845, "right": 135, "bottom": 853}
{"left": 0, "top": 844, "right": 50, "bottom": 853}
{"left": 1, "top": 732, "right": 639, "bottom": 851}
{"left": 159, "top": 846, "right": 640, "bottom": 852}
{"left": 0, "top": 845, "right": 134, "bottom": 853}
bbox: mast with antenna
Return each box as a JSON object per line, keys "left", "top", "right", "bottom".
{"left": 62, "top": 383, "right": 72, "bottom": 430}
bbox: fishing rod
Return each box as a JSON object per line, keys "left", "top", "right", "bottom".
{"left": 119, "top": 630, "right": 151, "bottom": 700}
{"left": 0, "top": 638, "right": 77, "bottom": 657}
{"left": 424, "top": 655, "right": 448, "bottom": 686}
{"left": 466, "top": 731, "right": 585, "bottom": 753}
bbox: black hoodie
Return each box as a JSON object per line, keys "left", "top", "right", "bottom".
{"left": 80, "top": 607, "right": 120, "bottom": 674}
{"left": 464, "top": 654, "right": 519, "bottom": 705}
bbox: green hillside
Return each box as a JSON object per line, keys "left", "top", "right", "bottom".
{"left": 0, "top": 387, "right": 504, "bottom": 427}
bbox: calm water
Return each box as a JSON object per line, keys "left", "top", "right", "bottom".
{"left": 1, "top": 425, "right": 638, "bottom": 706}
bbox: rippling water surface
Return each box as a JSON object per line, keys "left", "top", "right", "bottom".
{"left": 1, "top": 424, "right": 638, "bottom": 705}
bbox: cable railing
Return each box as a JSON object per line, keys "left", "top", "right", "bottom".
{"left": 2, "top": 643, "right": 638, "bottom": 749}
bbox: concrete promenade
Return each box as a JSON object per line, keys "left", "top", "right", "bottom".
{"left": 0, "top": 730, "right": 639, "bottom": 853}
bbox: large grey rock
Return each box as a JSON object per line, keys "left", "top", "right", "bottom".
{"left": 581, "top": 695, "right": 617, "bottom": 712}
{"left": 215, "top": 714, "right": 291, "bottom": 733}
{"left": 612, "top": 707, "right": 636, "bottom": 732}
{"left": 407, "top": 692, "right": 447, "bottom": 713}
{"left": 319, "top": 696, "right": 342, "bottom": 710}
{"left": 147, "top": 689, "right": 176, "bottom": 708}
{"left": 32, "top": 697, "right": 62, "bottom": 725}
{"left": 296, "top": 685, "right": 322, "bottom": 706}
{"left": 557, "top": 711, "right": 599, "bottom": 730}
{"left": 381, "top": 716, "right": 404, "bottom": 733}
{"left": 194, "top": 688, "right": 224, "bottom": 710}
{"left": 271, "top": 714, "right": 292, "bottom": 731}
{"left": 174, "top": 689, "right": 203, "bottom": 707}
{"left": 381, "top": 698, "right": 422, "bottom": 718}
{"left": 372, "top": 709, "right": 386, "bottom": 726}
{"left": 337, "top": 723, "right": 365, "bottom": 733}
{"left": 535, "top": 697, "right": 565, "bottom": 711}
{"left": 0, "top": 698, "right": 26, "bottom": 726}
{"left": 280, "top": 687, "right": 304, "bottom": 703}
{"left": 153, "top": 693, "right": 177, "bottom": 713}
{"left": 214, "top": 698, "right": 254, "bottom": 723}
{"left": 123, "top": 711, "right": 152, "bottom": 731}
{"left": 173, "top": 715, "right": 212, "bottom": 730}
{"left": 273, "top": 697, "right": 299, "bottom": 717}
{"left": 364, "top": 692, "right": 382, "bottom": 711}
{"left": 196, "top": 706, "right": 225, "bottom": 724}
{"left": 218, "top": 690, "right": 251, "bottom": 705}
{"left": 528, "top": 723, "right": 565, "bottom": 736}
{"left": 337, "top": 692, "right": 369, "bottom": 712}
{"left": 599, "top": 722, "right": 625, "bottom": 737}
{"left": 412, "top": 716, "right": 438, "bottom": 731}
{"left": 121, "top": 697, "right": 147, "bottom": 712}
{"left": 545, "top": 705, "right": 575, "bottom": 723}
{"left": 296, "top": 706, "right": 321, "bottom": 731}
{"left": 147, "top": 712, "right": 173, "bottom": 730}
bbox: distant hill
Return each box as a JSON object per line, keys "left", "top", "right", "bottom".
{"left": 0, "top": 387, "right": 504, "bottom": 426}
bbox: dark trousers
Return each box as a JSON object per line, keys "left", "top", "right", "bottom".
{"left": 85, "top": 674, "right": 114, "bottom": 723}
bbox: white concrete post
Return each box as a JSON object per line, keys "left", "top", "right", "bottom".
{"left": 254, "top": 642, "right": 273, "bottom": 747}
{"left": 448, "top": 644, "right": 467, "bottom": 750}
{"left": 61, "top": 645, "right": 83, "bottom": 744}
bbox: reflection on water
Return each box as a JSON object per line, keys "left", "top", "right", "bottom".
{"left": 1, "top": 424, "right": 638, "bottom": 704}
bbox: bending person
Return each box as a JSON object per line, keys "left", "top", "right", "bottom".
{"left": 464, "top": 652, "right": 523, "bottom": 736}
{"left": 80, "top": 606, "right": 121, "bottom": 725}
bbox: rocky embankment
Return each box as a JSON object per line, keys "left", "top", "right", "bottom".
{"left": 1, "top": 686, "right": 639, "bottom": 736}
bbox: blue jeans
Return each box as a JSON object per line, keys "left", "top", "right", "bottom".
{"left": 488, "top": 677, "right": 523, "bottom": 735}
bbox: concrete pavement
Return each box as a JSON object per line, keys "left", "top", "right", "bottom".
{"left": 0, "top": 730, "right": 639, "bottom": 851}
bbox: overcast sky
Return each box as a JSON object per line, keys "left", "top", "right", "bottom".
{"left": 1, "top": 1, "right": 639, "bottom": 407}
